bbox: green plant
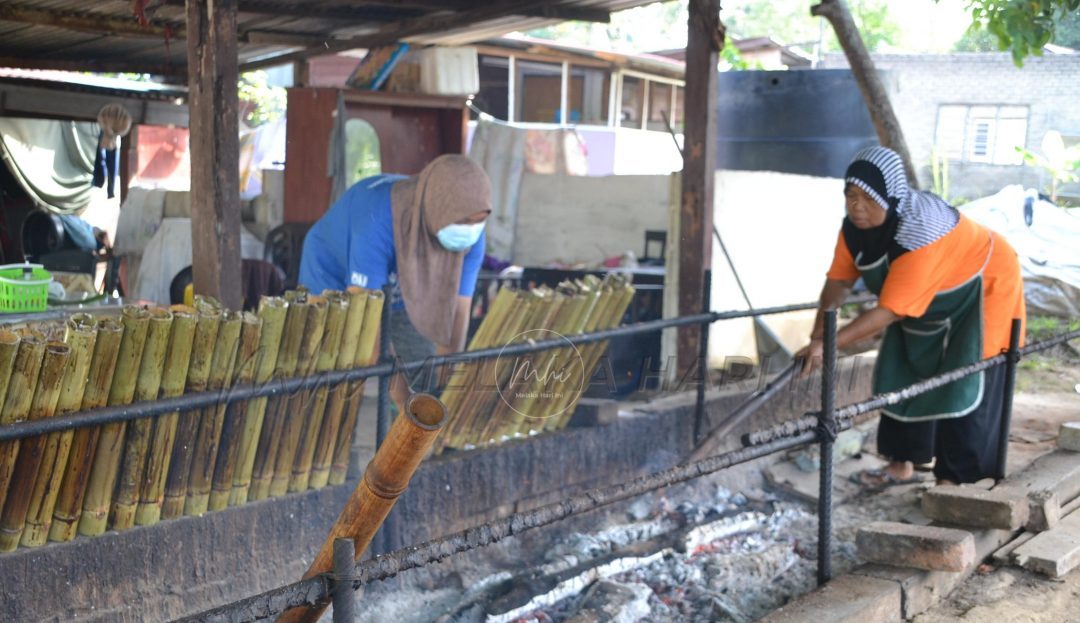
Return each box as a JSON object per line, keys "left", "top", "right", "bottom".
{"left": 957, "top": 0, "right": 1080, "bottom": 65}
{"left": 1015, "top": 130, "right": 1080, "bottom": 203}
{"left": 238, "top": 71, "right": 286, "bottom": 127}
{"left": 930, "top": 144, "right": 950, "bottom": 202}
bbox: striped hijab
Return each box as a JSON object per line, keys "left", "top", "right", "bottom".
{"left": 843, "top": 146, "right": 958, "bottom": 264}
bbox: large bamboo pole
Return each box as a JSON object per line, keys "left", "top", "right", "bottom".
{"left": 161, "top": 296, "right": 223, "bottom": 519}
{"left": 329, "top": 288, "right": 384, "bottom": 486}
{"left": 0, "top": 331, "right": 47, "bottom": 512}
{"left": 134, "top": 305, "right": 198, "bottom": 526}
{"left": 275, "top": 393, "right": 447, "bottom": 623}
{"left": 309, "top": 288, "right": 367, "bottom": 489}
{"left": 20, "top": 315, "right": 96, "bottom": 547}
{"left": 270, "top": 295, "right": 327, "bottom": 497}
{"left": 289, "top": 291, "right": 348, "bottom": 492}
{"left": 110, "top": 307, "right": 173, "bottom": 531}
{"left": 230, "top": 296, "right": 288, "bottom": 505}
{"left": 49, "top": 317, "right": 123, "bottom": 542}
{"left": 250, "top": 293, "right": 310, "bottom": 501}
{"left": 184, "top": 309, "right": 243, "bottom": 516}
{"left": 78, "top": 306, "right": 151, "bottom": 536}
{"left": 0, "top": 341, "right": 70, "bottom": 551}
{"left": 209, "top": 312, "right": 261, "bottom": 511}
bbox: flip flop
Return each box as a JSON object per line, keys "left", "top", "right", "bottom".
{"left": 849, "top": 468, "right": 922, "bottom": 491}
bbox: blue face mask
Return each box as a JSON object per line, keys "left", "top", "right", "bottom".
{"left": 436, "top": 222, "right": 485, "bottom": 252}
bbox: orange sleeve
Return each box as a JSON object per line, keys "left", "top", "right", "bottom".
{"left": 878, "top": 246, "right": 951, "bottom": 318}
{"left": 826, "top": 231, "right": 860, "bottom": 281}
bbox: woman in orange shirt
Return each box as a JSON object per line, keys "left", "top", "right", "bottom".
{"left": 799, "top": 146, "right": 1025, "bottom": 486}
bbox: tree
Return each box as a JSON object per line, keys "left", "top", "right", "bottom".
{"left": 953, "top": 25, "right": 1003, "bottom": 52}
{"left": 812, "top": 0, "right": 918, "bottom": 185}
{"left": 960, "top": 0, "right": 1080, "bottom": 63}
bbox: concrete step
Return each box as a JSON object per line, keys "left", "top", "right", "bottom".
{"left": 1059, "top": 421, "right": 1080, "bottom": 452}
{"left": 921, "top": 485, "right": 1028, "bottom": 530}
{"left": 856, "top": 521, "right": 974, "bottom": 572}
{"left": 757, "top": 574, "right": 901, "bottom": 623}
{"left": 1013, "top": 508, "right": 1080, "bottom": 578}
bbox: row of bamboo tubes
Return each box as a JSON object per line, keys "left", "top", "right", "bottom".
{"left": 435, "top": 275, "right": 634, "bottom": 454}
{"left": 0, "top": 286, "right": 383, "bottom": 552}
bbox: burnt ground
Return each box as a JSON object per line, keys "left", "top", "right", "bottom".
{"left": 348, "top": 341, "right": 1079, "bottom": 623}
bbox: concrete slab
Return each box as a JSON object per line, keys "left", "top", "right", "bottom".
{"left": 998, "top": 449, "right": 1080, "bottom": 507}
{"left": 757, "top": 573, "right": 901, "bottom": 623}
{"left": 856, "top": 521, "right": 975, "bottom": 572}
{"left": 1013, "top": 509, "right": 1080, "bottom": 578}
{"left": 854, "top": 526, "right": 1012, "bottom": 618}
{"left": 1059, "top": 422, "right": 1080, "bottom": 452}
{"left": 922, "top": 485, "right": 1029, "bottom": 530}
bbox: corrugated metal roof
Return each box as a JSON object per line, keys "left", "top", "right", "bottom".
{"left": 0, "top": 0, "right": 664, "bottom": 77}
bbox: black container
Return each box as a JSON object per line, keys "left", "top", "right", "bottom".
{"left": 716, "top": 69, "right": 882, "bottom": 178}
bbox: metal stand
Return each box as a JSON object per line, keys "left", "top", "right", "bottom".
{"left": 693, "top": 270, "right": 712, "bottom": 444}
{"left": 996, "top": 318, "right": 1022, "bottom": 481}
{"left": 816, "top": 310, "right": 837, "bottom": 586}
{"left": 376, "top": 284, "right": 393, "bottom": 448}
{"left": 331, "top": 537, "right": 356, "bottom": 623}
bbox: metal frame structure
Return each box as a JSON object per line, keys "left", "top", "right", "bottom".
{"left": 2, "top": 291, "right": 1074, "bottom": 622}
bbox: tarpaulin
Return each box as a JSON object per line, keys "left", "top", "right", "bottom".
{"left": 0, "top": 117, "right": 98, "bottom": 214}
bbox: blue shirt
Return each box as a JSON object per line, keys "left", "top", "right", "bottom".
{"left": 298, "top": 175, "right": 485, "bottom": 311}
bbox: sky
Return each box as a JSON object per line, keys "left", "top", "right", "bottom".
{"left": 520, "top": 0, "right": 978, "bottom": 54}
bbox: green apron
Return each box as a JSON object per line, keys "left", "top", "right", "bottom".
{"left": 856, "top": 237, "right": 992, "bottom": 421}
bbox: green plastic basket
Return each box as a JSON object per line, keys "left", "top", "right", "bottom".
{"left": 0, "top": 263, "right": 52, "bottom": 313}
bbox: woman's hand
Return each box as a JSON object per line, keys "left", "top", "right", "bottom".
{"left": 794, "top": 338, "right": 824, "bottom": 377}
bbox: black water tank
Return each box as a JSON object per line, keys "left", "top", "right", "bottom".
{"left": 716, "top": 69, "right": 882, "bottom": 178}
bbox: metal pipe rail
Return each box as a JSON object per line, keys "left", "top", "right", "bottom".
{"left": 175, "top": 324, "right": 1078, "bottom": 623}
{"left": 0, "top": 297, "right": 867, "bottom": 444}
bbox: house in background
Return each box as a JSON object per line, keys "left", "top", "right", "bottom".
{"left": 820, "top": 50, "right": 1080, "bottom": 203}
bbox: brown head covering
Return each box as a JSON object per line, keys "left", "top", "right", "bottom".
{"left": 391, "top": 155, "right": 491, "bottom": 346}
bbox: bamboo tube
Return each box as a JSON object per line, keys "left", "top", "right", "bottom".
{"left": 78, "top": 306, "right": 151, "bottom": 536}
{"left": 309, "top": 288, "right": 367, "bottom": 489}
{"left": 551, "top": 282, "right": 635, "bottom": 430}
{"left": 49, "top": 318, "right": 123, "bottom": 542}
{"left": 0, "top": 331, "right": 21, "bottom": 498}
{"left": 133, "top": 305, "right": 198, "bottom": 526}
{"left": 250, "top": 293, "right": 310, "bottom": 501}
{"left": 270, "top": 295, "right": 328, "bottom": 497}
{"left": 0, "top": 331, "right": 47, "bottom": 513}
{"left": 434, "top": 289, "right": 527, "bottom": 454}
{"left": 275, "top": 393, "right": 446, "bottom": 623}
{"left": 0, "top": 341, "right": 70, "bottom": 551}
{"left": 161, "top": 296, "right": 222, "bottom": 519}
{"left": 20, "top": 315, "right": 96, "bottom": 547}
{"left": 209, "top": 312, "right": 261, "bottom": 511}
{"left": 476, "top": 288, "right": 558, "bottom": 444}
{"left": 184, "top": 309, "right": 243, "bottom": 516}
{"left": 328, "top": 288, "right": 384, "bottom": 486}
{"left": 230, "top": 296, "right": 288, "bottom": 506}
{"left": 110, "top": 307, "right": 173, "bottom": 531}
{"left": 289, "top": 291, "right": 348, "bottom": 492}
{"left": 503, "top": 288, "right": 589, "bottom": 438}
{"left": 440, "top": 289, "right": 535, "bottom": 452}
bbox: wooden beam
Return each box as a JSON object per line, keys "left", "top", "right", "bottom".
{"left": 677, "top": 0, "right": 721, "bottom": 375}
{"left": 240, "top": 0, "right": 590, "bottom": 71}
{"left": 0, "top": 3, "right": 187, "bottom": 39}
{"left": 518, "top": 5, "right": 610, "bottom": 23}
{"left": 187, "top": 0, "right": 243, "bottom": 310}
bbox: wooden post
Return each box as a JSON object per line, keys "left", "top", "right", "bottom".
{"left": 186, "top": 0, "right": 242, "bottom": 310}
{"left": 677, "top": 0, "right": 721, "bottom": 375}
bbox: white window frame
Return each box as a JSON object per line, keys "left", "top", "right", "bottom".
{"left": 934, "top": 104, "right": 1029, "bottom": 166}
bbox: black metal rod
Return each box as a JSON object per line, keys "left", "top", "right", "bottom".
{"left": 174, "top": 428, "right": 822, "bottom": 623}
{"left": 332, "top": 538, "right": 356, "bottom": 623}
{"left": 376, "top": 284, "right": 393, "bottom": 448}
{"left": 693, "top": 269, "right": 712, "bottom": 444}
{"left": 996, "top": 318, "right": 1022, "bottom": 481}
{"left": 0, "top": 298, "right": 866, "bottom": 443}
{"left": 0, "top": 304, "right": 1070, "bottom": 447}
{"left": 816, "top": 310, "right": 837, "bottom": 586}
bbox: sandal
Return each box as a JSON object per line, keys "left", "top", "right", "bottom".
{"left": 849, "top": 468, "right": 922, "bottom": 491}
